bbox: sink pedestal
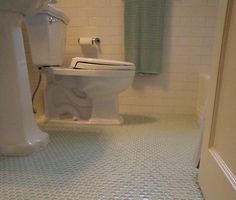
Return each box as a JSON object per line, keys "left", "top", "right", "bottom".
{"left": 0, "top": 12, "right": 49, "bottom": 155}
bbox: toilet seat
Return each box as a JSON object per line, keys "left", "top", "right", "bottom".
{"left": 70, "top": 57, "right": 135, "bottom": 70}
{"left": 48, "top": 67, "right": 135, "bottom": 77}
{"left": 44, "top": 57, "right": 135, "bottom": 77}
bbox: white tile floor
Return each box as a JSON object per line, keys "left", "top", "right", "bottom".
{"left": 0, "top": 114, "right": 203, "bottom": 200}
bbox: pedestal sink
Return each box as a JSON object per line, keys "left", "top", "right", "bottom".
{"left": 0, "top": 0, "right": 49, "bottom": 155}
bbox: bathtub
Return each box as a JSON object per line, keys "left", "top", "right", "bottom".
{"left": 196, "top": 73, "right": 210, "bottom": 126}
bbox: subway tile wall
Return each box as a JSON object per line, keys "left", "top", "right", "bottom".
{"left": 119, "top": 0, "right": 218, "bottom": 114}
{"left": 56, "top": 0, "right": 125, "bottom": 63}
{"left": 26, "top": 0, "right": 219, "bottom": 116}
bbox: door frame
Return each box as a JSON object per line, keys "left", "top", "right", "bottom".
{"left": 198, "top": 0, "right": 236, "bottom": 199}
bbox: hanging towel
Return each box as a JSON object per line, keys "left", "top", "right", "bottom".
{"left": 125, "top": 0, "right": 166, "bottom": 74}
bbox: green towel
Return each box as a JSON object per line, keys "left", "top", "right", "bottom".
{"left": 125, "top": 0, "right": 166, "bottom": 74}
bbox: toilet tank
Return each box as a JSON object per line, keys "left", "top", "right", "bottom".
{"left": 26, "top": 5, "right": 69, "bottom": 66}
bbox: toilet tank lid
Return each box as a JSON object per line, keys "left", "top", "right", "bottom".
{"left": 38, "top": 4, "right": 69, "bottom": 24}
{"left": 70, "top": 57, "right": 135, "bottom": 68}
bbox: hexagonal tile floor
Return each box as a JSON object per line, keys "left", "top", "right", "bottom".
{"left": 0, "top": 114, "right": 203, "bottom": 200}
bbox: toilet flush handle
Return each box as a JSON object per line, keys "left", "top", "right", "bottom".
{"left": 48, "top": 15, "right": 58, "bottom": 24}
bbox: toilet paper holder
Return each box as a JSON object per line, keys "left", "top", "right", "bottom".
{"left": 78, "top": 37, "right": 101, "bottom": 45}
{"left": 92, "top": 37, "right": 100, "bottom": 45}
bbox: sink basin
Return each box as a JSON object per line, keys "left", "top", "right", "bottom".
{"left": 0, "top": 0, "right": 47, "bottom": 15}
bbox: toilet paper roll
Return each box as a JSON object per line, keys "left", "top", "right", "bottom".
{"left": 79, "top": 37, "right": 93, "bottom": 45}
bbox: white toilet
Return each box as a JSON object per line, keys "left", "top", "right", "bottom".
{"left": 26, "top": 3, "right": 135, "bottom": 125}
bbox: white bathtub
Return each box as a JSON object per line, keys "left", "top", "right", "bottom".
{"left": 196, "top": 73, "right": 210, "bottom": 126}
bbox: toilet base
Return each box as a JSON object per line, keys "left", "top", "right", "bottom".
{"left": 41, "top": 115, "right": 123, "bottom": 125}
{"left": 43, "top": 67, "right": 135, "bottom": 126}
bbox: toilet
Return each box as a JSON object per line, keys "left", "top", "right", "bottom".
{"left": 26, "top": 3, "right": 135, "bottom": 125}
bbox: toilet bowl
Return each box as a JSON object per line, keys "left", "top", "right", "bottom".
{"left": 43, "top": 57, "right": 135, "bottom": 124}
{"left": 26, "top": 3, "right": 135, "bottom": 125}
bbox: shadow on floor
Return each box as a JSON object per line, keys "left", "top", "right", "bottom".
{"left": 122, "top": 114, "right": 157, "bottom": 125}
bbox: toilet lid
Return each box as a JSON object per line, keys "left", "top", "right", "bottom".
{"left": 70, "top": 57, "right": 135, "bottom": 70}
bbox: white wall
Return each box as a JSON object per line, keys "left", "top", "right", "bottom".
{"left": 26, "top": 0, "right": 219, "bottom": 116}
{"left": 120, "top": 0, "right": 218, "bottom": 114}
